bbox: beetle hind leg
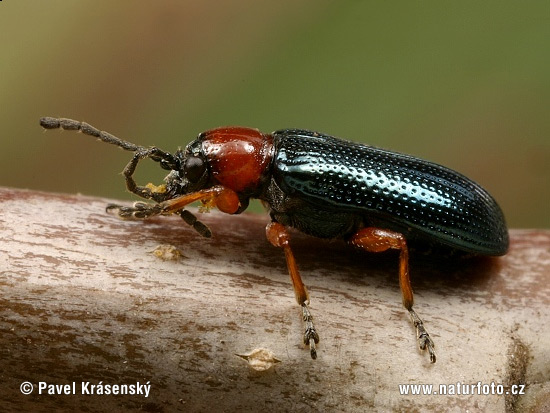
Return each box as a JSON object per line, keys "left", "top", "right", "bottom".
{"left": 266, "top": 221, "right": 320, "bottom": 359}
{"left": 349, "top": 227, "right": 436, "bottom": 363}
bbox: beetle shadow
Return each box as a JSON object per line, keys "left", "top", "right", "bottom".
{"left": 408, "top": 253, "right": 501, "bottom": 293}
{"left": 280, "top": 232, "right": 500, "bottom": 298}
{"left": 110, "top": 213, "right": 500, "bottom": 299}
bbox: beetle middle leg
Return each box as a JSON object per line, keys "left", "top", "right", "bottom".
{"left": 349, "top": 227, "right": 436, "bottom": 363}
{"left": 266, "top": 221, "right": 320, "bottom": 359}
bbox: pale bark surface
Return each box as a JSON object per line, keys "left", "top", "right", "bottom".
{"left": 0, "top": 187, "right": 548, "bottom": 412}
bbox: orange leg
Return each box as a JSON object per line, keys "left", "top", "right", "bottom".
{"left": 160, "top": 186, "right": 241, "bottom": 215}
{"left": 266, "top": 222, "right": 319, "bottom": 359}
{"left": 349, "top": 227, "right": 436, "bottom": 363}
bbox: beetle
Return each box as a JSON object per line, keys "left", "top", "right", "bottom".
{"left": 39, "top": 117, "right": 509, "bottom": 363}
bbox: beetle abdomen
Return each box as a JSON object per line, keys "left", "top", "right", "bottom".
{"left": 272, "top": 130, "right": 508, "bottom": 256}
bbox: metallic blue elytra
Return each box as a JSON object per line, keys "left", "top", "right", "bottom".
{"left": 267, "top": 129, "right": 508, "bottom": 256}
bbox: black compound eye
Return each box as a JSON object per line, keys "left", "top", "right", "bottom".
{"left": 185, "top": 156, "right": 206, "bottom": 183}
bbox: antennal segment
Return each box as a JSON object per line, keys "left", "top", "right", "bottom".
{"left": 40, "top": 117, "right": 143, "bottom": 152}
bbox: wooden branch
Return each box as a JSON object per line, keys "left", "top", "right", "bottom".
{"left": 1, "top": 187, "right": 548, "bottom": 411}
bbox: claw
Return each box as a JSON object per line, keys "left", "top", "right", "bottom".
{"left": 106, "top": 203, "right": 129, "bottom": 218}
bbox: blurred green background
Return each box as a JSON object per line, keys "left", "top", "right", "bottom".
{"left": 0, "top": 1, "right": 548, "bottom": 227}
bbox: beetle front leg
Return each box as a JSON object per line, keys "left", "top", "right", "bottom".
{"left": 106, "top": 201, "right": 162, "bottom": 219}
{"left": 349, "top": 227, "right": 436, "bottom": 363}
{"left": 266, "top": 222, "right": 320, "bottom": 359}
{"left": 106, "top": 202, "right": 212, "bottom": 238}
{"left": 107, "top": 185, "right": 239, "bottom": 237}
{"left": 159, "top": 185, "right": 241, "bottom": 215}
